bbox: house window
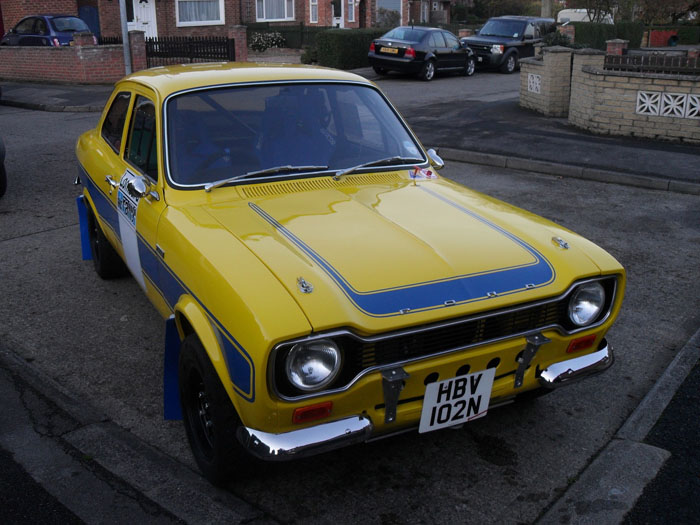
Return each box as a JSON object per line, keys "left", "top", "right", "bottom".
{"left": 310, "top": 0, "right": 318, "bottom": 23}
{"left": 256, "top": 0, "right": 295, "bottom": 21}
{"left": 176, "top": 0, "right": 225, "bottom": 26}
{"left": 347, "top": 0, "right": 355, "bottom": 22}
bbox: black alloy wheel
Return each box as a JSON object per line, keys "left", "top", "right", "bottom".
{"left": 179, "top": 334, "right": 253, "bottom": 485}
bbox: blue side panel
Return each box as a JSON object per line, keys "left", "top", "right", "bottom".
{"left": 216, "top": 326, "right": 254, "bottom": 401}
{"left": 163, "top": 316, "right": 183, "bottom": 421}
{"left": 76, "top": 195, "right": 92, "bottom": 261}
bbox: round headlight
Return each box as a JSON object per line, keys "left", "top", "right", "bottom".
{"left": 568, "top": 282, "right": 606, "bottom": 327}
{"left": 286, "top": 339, "right": 341, "bottom": 392}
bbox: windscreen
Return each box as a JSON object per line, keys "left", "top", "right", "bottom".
{"left": 165, "top": 82, "right": 424, "bottom": 187}
{"left": 478, "top": 20, "right": 526, "bottom": 39}
{"left": 381, "top": 27, "right": 426, "bottom": 43}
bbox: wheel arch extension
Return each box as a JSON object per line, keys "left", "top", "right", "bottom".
{"left": 163, "top": 296, "right": 247, "bottom": 421}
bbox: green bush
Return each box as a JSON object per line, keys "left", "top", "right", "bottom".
{"left": 677, "top": 26, "right": 700, "bottom": 45}
{"left": 300, "top": 45, "right": 317, "bottom": 64}
{"left": 249, "top": 31, "right": 286, "bottom": 52}
{"left": 615, "top": 22, "right": 645, "bottom": 49}
{"left": 570, "top": 22, "right": 616, "bottom": 50}
{"left": 316, "top": 29, "right": 386, "bottom": 70}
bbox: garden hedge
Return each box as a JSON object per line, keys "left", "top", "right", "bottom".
{"left": 316, "top": 29, "right": 387, "bottom": 70}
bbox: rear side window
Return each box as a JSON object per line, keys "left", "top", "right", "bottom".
{"left": 443, "top": 32, "right": 459, "bottom": 49}
{"left": 125, "top": 96, "right": 158, "bottom": 180}
{"left": 101, "top": 92, "right": 131, "bottom": 153}
{"left": 429, "top": 32, "right": 445, "bottom": 48}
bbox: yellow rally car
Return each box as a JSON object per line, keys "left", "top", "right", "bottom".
{"left": 75, "top": 63, "right": 624, "bottom": 485}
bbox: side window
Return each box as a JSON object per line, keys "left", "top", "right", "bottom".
{"left": 443, "top": 32, "right": 459, "bottom": 49}
{"left": 101, "top": 92, "right": 131, "bottom": 153}
{"left": 16, "top": 18, "right": 35, "bottom": 34}
{"left": 524, "top": 23, "right": 535, "bottom": 39}
{"left": 429, "top": 32, "right": 445, "bottom": 48}
{"left": 35, "top": 19, "right": 48, "bottom": 35}
{"left": 125, "top": 96, "right": 158, "bottom": 180}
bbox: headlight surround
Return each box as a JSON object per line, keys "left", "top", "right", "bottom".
{"left": 286, "top": 339, "right": 342, "bottom": 392}
{"left": 568, "top": 282, "right": 606, "bottom": 327}
{"left": 491, "top": 44, "right": 504, "bottom": 54}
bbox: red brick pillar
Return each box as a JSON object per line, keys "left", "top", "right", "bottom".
{"left": 73, "top": 31, "right": 97, "bottom": 46}
{"left": 688, "top": 48, "right": 699, "bottom": 59}
{"left": 606, "top": 39, "right": 628, "bottom": 56}
{"left": 228, "top": 25, "right": 248, "bottom": 62}
{"left": 128, "top": 31, "right": 147, "bottom": 72}
{"left": 558, "top": 24, "right": 575, "bottom": 44}
{"left": 458, "top": 29, "right": 473, "bottom": 38}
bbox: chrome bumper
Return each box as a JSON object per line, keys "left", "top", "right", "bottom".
{"left": 237, "top": 416, "right": 373, "bottom": 461}
{"left": 539, "top": 339, "right": 614, "bottom": 389}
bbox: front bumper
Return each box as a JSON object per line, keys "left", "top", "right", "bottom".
{"left": 238, "top": 339, "right": 613, "bottom": 460}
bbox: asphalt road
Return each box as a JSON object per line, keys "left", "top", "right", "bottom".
{"left": 0, "top": 78, "right": 699, "bottom": 523}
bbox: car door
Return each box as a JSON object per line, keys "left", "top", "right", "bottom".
{"left": 119, "top": 90, "right": 167, "bottom": 294}
{"left": 428, "top": 31, "right": 449, "bottom": 69}
{"left": 13, "top": 17, "right": 40, "bottom": 46}
{"left": 442, "top": 31, "right": 464, "bottom": 69}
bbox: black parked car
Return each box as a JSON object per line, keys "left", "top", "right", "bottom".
{"left": 461, "top": 16, "right": 555, "bottom": 74}
{"left": 369, "top": 26, "right": 476, "bottom": 81}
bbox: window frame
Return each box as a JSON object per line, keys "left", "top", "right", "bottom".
{"left": 124, "top": 94, "right": 159, "bottom": 181}
{"left": 101, "top": 91, "right": 133, "bottom": 155}
{"left": 347, "top": 0, "right": 355, "bottom": 22}
{"left": 256, "top": 0, "right": 295, "bottom": 22}
{"left": 175, "top": 0, "right": 226, "bottom": 27}
{"left": 309, "top": 0, "right": 319, "bottom": 23}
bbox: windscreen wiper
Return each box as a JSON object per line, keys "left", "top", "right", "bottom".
{"left": 204, "top": 165, "right": 328, "bottom": 192}
{"left": 333, "top": 156, "right": 424, "bottom": 180}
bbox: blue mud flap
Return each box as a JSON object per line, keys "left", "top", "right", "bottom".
{"left": 76, "top": 195, "right": 92, "bottom": 261}
{"left": 163, "top": 316, "right": 183, "bottom": 420}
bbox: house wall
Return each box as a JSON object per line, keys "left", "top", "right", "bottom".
{"left": 2, "top": 0, "right": 79, "bottom": 29}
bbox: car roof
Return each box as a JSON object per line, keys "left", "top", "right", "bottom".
{"left": 121, "top": 62, "right": 372, "bottom": 99}
{"left": 392, "top": 26, "right": 445, "bottom": 32}
{"left": 490, "top": 16, "right": 555, "bottom": 23}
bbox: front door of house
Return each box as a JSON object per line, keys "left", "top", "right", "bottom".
{"left": 331, "top": 0, "right": 344, "bottom": 28}
{"left": 127, "top": 0, "right": 158, "bottom": 39}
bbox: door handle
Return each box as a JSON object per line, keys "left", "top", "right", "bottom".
{"left": 105, "top": 175, "right": 118, "bottom": 194}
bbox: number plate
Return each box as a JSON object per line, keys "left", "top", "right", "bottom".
{"left": 477, "top": 56, "right": 483, "bottom": 62}
{"left": 381, "top": 46, "right": 399, "bottom": 54}
{"left": 418, "top": 369, "right": 495, "bottom": 433}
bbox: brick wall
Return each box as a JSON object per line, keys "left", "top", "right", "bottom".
{"left": 2, "top": 0, "right": 78, "bottom": 29}
{"left": 0, "top": 31, "right": 146, "bottom": 84}
{"left": 519, "top": 46, "right": 573, "bottom": 117}
{"left": 568, "top": 50, "right": 700, "bottom": 144}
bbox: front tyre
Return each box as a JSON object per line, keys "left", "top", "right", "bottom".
{"left": 420, "top": 59, "right": 436, "bottom": 81}
{"left": 500, "top": 53, "right": 517, "bottom": 74}
{"left": 463, "top": 56, "right": 476, "bottom": 77}
{"left": 179, "top": 334, "right": 252, "bottom": 486}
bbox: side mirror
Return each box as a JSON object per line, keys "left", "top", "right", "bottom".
{"left": 427, "top": 148, "right": 444, "bottom": 170}
{"left": 127, "top": 176, "right": 159, "bottom": 201}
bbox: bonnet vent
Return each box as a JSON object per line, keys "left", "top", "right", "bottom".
{"left": 239, "top": 172, "right": 405, "bottom": 198}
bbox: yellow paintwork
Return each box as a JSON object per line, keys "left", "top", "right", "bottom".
{"left": 76, "top": 63, "right": 625, "bottom": 437}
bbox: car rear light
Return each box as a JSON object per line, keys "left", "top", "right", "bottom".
{"left": 405, "top": 47, "right": 416, "bottom": 59}
{"left": 369, "top": 42, "right": 375, "bottom": 52}
{"left": 52, "top": 38, "right": 60, "bottom": 47}
{"left": 292, "top": 401, "right": 333, "bottom": 424}
{"left": 566, "top": 334, "right": 597, "bottom": 354}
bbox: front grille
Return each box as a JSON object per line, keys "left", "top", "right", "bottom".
{"left": 469, "top": 44, "right": 491, "bottom": 53}
{"left": 352, "top": 300, "right": 564, "bottom": 370}
{"left": 273, "top": 276, "right": 617, "bottom": 399}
